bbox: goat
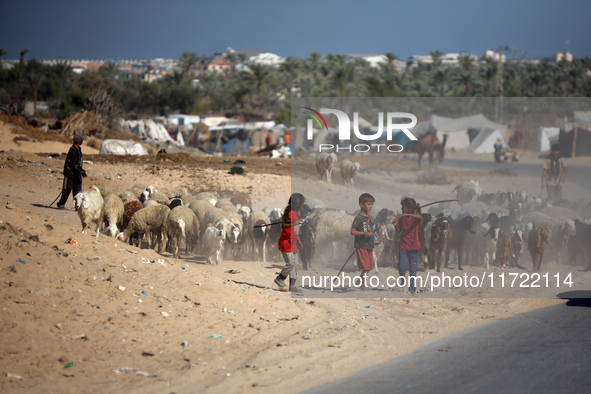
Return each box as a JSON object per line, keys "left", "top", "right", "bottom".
{"left": 445, "top": 215, "right": 476, "bottom": 270}
{"left": 496, "top": 230, "right": 512, "bottom": 269}
{"left": 527, "top": 227, "right": 552, "bottom": 272}
{"left": 510, "top": 229, "right": 524, "bottom": 268}
{"left": 429, "top": 216, "right": 454, "bottom": 272}
{"left": 340, "top": 160, "right": 361, "bottom": 188}
{"left": 372, "top": 222, "right": 392, "bottom": 275}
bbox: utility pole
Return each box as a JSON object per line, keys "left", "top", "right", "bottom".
{"left": 494, "top": 46, "right": 524, "bottom": 124}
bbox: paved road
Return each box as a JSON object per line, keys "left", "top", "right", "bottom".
{"left": 308, "top": 294, "right": 591, "bottom": 394}
{"left": 440, "top": 158, "right": 591, "bottom": 191}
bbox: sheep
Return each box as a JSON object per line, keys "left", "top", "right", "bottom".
{"left": 188, "top": 200, "right": 217, "bottom": 230}
{"left": 168, "top": 197, "right": 183, "bottom": 210}
{"left": 195, "top": 192, "right": 217, "bottom": 201}
{"left": 216, "top": 199, "right": 237, "bottom": 214}
{"left": 73, "top": 185, "right": 104, "bottom": 238}
{"left": 315, "top": 153, "right": 338, "bottom": 183}
{"left": 551, "top": 220, "right": 576, "bottom": 265}
{"left": 231, "top": 192, "right": 252, "bottom": 210}
{"left": 247, "top": 211, "right": 271, "bottom": 262}
{"left": 311, "top": 210, "right": 355, "bottom": 261}
{"left": 203, "top": 226, "right": 226, "bottom": 264}
{"left": 541, "top": 206, "right": 581, "bottom": 222}
{"left": 304, "top": 196, "right": 326, "bottom": 209}
{"left": 299, "top": 217, "right": 316, "bottom": 270}
{"left": 527, "top": 227, "right": 552, "bottom": 272}
{"left": 164, "top": 206, "right": 200, "bottom": 259}
{"left": 103, "top": 194, "right": 124, "bottom": 238}
{"left": 568, "top": 220, "right": 591, "bottom": 265}
{"left": 203, "top": 208, "right": 230, "bottom": 232}
{"left": 119, "top": 190, "right": 139, "bottom": 204}
{"left": 429, "top": 216, "right": 454, "bottom": 272}
{"left": 144, "top": 185, "right": 157, "bottom": 198}
{"left": 122, "top": 200, "right": 143, "bottom": 230}
{"left": 340, "top": 160, "right": 362, "bottom": 188}
{"left": 100, "top": 186, "right": 117, "bottom": 198}
{"left": 132, "top": 183, "right": 148, "bottom": 191}
{"left": 452, "top": 180, "right": 481, "bottom": 205}
{"left": 496, "top": 230, "right": 512, "bottom": 269}
{"left": 142, "top": 191, "right": 169, "bottom": 205}
{"left": 117, "top": 204, "right": 170, "bottom": 251}
{"left": 224, "top": 210, "right": 245, "bottom": 258}
{"left": 521, "top": 211, "right": 573, "bottom": 262}
{"left": 267, "top": 208, "right": 284, "bottom": 261}
{"left": 143, "top": 199, "right": 160, "bottom": 209}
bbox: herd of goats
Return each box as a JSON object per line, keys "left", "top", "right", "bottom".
{"left": 66, "top": 152, "right": 591, "bottom": 275}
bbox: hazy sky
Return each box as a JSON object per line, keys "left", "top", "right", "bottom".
{"left": 2, "top": 0, "right": 591, "bottom": 60}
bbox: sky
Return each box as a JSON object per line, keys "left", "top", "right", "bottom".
{"left": 2, "top": 0, "right": 591, "bottom": 61}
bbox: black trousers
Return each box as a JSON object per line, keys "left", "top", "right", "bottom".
{"left": 58, "top": 176, "right": 82, "bottom": 207}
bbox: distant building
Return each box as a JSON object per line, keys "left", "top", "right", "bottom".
{"left": 556, "top": 50, "right": 573, "bottom": 62}
{"left": 484, "top": 50, "right": 506, "bottom": 63}
{"left": 249, "top": 52, "right": 284, "bottom": 67}
{"left": 207, "top": 58, "right": 232, "bottom": 73}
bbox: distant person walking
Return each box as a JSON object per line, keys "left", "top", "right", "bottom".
{"left": 57, "top": 134, "right": 87, "bottom": 209}
{"left": 542, "top": 143, "right": 567, "bottom": 201}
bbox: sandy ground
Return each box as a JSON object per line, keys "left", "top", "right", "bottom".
{"left": 1, "top": 120, "right": 589, "bottom": 393}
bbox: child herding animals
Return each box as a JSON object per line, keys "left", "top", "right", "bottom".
{"left": 393, "top": 197, "right": 424, "bottom": 295}
{"left": 350, "top": 193, "right": 380, "bottom": 290}
{"left": 274, "top": 193, "right": 305, "bottom": 292}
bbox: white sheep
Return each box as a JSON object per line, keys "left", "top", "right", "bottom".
{"left": 73, "top": 185, "right": 104, "bottom": 238}
{"left": 142, "top": 191, "right": 169, "bottom": 205}
{"left": 188, "top": 200, "right": 217, "bottom": 230}
{"left": 119, "top": 190, "right": 139, "bottom": 204}
{"left": 203, "top": 226, "right": 226, "bottom": 264}
{"left": 143, "top": 199, "right": 160, "bottom": 209}
{"left": 195, "top": 191, "right": 218, "bottom": 201}
{"left": 340, "top": 160, "right": 362, "bottom": 188}
{"left": 311, "top": 210, "right": 355, "bottom": 261}
{"left": 103, "top": 194, "right": 124, "bottom": 238}
{"left": 164, "top": 206, "right": 200, "bottom": 259}
{"left": 316, "top": 153, "right": 338, "bottom": 183}
{"left": 452, "top": 180, "right": 482, "bottom": 205}
{"left": 117, "top": 204, "right": 170, "bottom": 251}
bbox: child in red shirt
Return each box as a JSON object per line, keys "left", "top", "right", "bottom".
{"left": 393, "top": 197, "right": 423, "bottom": 294}
{"left": 275, "top": 193, "right": 305, "bottom": 292}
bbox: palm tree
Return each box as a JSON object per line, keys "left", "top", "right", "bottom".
{"left": 454, "top": 69, "right": 477, "bottom": 96}
{"left": 179, "top": 52, "right": 200, "bottom": 75}
{"left": 385, "top": 52, "right": 398, "bottom": 65}
{"left": 430, "top": 50, "right": 443, "bottom": 67}
{"left": 0, "top": 48, "right": 7, "bottom": 59}
{"left": 278, "top": 56, "right": 301, "bottom": 103}
{"left": 248, "top": 64, "right": 273, "bottom": 111}
{"left": 19, "top": 49, "right": 29, "bottom": 66}
{"left": 23, "top": 59, "right": 45, "bottom": 114}
{"left": 459, "top": 55, "right": 474, "bottom": 71}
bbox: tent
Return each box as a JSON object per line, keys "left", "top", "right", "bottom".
{"left": 558, "top": 125, "right": 591, "bottom": 157}
{"left": 99, "top": 139, "right": 148, "bottom": 156}
{"left": 466, "top": 129, "right": 507, "bottom": 153}
{"left": 121, "top": 119, "right": 183, "bottom": 145}
{"left": 411, "top": 114, "right": 510, "bottom": 151}
{"left": 538, "top": 127, "right": 560, "bottom": 152}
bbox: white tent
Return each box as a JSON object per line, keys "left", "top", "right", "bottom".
{"left": 467, "top": 129, "right": 507, "bottom": 153}
{"left": 412, "top": 114, "right": 510, "bottom": 151}
{"left": 121, "top": 119, "right": 184, "bottom": 146}
{"left": 538, "top": 127, "right": 560, "bottom": 152}
{"left": 99, "top": 139, "right": 148, "bottom": 156}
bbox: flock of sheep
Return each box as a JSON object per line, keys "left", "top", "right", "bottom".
{"left": 71, "top": 184, "right": 287, "bottom": 265}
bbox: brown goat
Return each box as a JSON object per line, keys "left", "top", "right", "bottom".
{"left": 231, "top": 192, "right": 252, "bottom": 210}
{"left": 527, "top": 227, "right": 553, "bottom": 272}
{"left": 429, "top": 217, "right": 454, "bottom": 272}
{"left": 496, "top": 230, "right": 512, "bottom": 269}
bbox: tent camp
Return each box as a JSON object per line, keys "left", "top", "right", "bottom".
{"left": 538, "top": 127, "right": 560, "bottom": 152}
{"left": 411, "top": 114, "right": 510, "bottom": 151}
{"left": 99, "top": 139, "right": 148, "bottom": 156}
{"left": 466, "top": 129, "right": 507, "bottom": 153}
{"left": 121, "top": 119, "right": 184, "bottom": 146}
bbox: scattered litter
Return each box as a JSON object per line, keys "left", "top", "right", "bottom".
{"left": 17, "top": 259, "right": 26, "bottom": 265}
{"left": 71, "top": 334, "right": 88, "bottom": 341}
{"left": 26, "top": 252, "right": 32, "bottom": 257}
{"left": 228, "top": 166, "right": 245, "bottom": 175}
{"left": 225, "top": 270, "right": 240, "bottom": 274}
{"left": 6, "top": 202, "right": 16, "bottom": 210}
{"left": 63, "top": 363, "right": 73, "bottom": 369}
{"left": 137, "top": 257, "right": 150, "bottom": 264}
{"left": 210, "top": 334, "right": 223, "bottom": 339}
{"left": 116, "top": 286, "right": 126, "bottom": 291}
{"left": 364, "top": 305, "right": 371, "bottom": 308}
{"left": 160, "top": 311, "right": 169, "bottom": 317}
{"left": 113, "top": 368, "right": 152, "bottom": 377}
{"left": 6, "top": 373, "right": 23, "bottom": 380}
{"left": 181, "top": 267, "right": 186, "bottom": 270}
{"left": 181, "top": 340, "right": 191, "bottom": 348}
{"left": 125, "top": 248, "right": 138, "bottom": 254}
{"left": 241, "top": 289, "right": 246, "bottom": 292}
{"left": 141, "top": 352, "right": 154, "bottom": 357}
{"left": 223, "top": 159, "right": 231, "bottom": 163}
{"left": 141, "top": 290, "right": 148, "bottom": 296}
{"left": 156, "top": 259, "right": 167, "bottom": 266}
{"left": 234, "top": 159, "right": 246, "bottom": 164}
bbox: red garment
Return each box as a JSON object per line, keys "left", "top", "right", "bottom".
{"left": 356, "top": 248, "right": 373, "bottom": 270}
{"left": 278, "top": 211, "right": 299, "bottom": 253}
{"left": 398, "top": 216, "right": 421, "bottom": 251}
